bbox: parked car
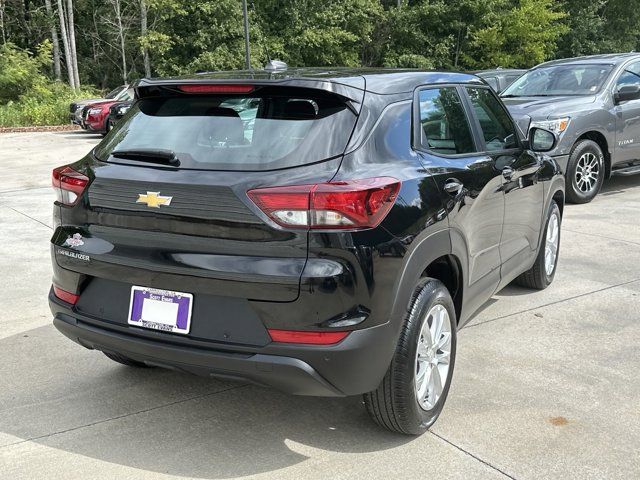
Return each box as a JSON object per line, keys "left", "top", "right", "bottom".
{"left": 69, "top": 85, "right": 128, "bottom": 126}
{"left": 49, "top": 68, "right": 564, "bottom": 435}
{"left": 106, "top": 100, "right": 133, "bottom": 133}
{"left": 474, "top": 68, "right": 526, "bottom": 93}
{"left": 82, "top": 88, "right": 134, "bottom": 134}
{"left": 501, "top": 53, "right": 640, "bottom": 203}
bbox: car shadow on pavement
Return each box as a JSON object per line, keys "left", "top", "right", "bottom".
{"left": 600, "top": 175, "right": 640, "bottom": 196}
{"left": 1, "top": 325, "right": 412, "bottom": 478}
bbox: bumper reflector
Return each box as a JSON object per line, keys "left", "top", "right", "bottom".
{"left": 53, "top": 286, "right": 79, "bottom": 305}
{"left": 268, "top": 329, "right": 349, "bottom": 345}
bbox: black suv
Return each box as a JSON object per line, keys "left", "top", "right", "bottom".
{"left": 49, "top": 68, "right": 564, "bottom": 435}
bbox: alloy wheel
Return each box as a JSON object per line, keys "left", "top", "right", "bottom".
{"left": 415, "top": 304, "right": 452, "bottom": 411}
{"left": 575, "top": 152, "right": 600, "bottom": 193}
{"left": 544, "top": 211, "right": 560, "bottom": 276}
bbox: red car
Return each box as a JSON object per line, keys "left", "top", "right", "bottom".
{"left": 82, "top": 88, "right": 134, "bottom": 134}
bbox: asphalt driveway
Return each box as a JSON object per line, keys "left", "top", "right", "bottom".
{"left": 1, "top": 131, "right": 639, "bottom": 479}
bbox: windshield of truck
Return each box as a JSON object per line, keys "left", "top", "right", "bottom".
{"left": 502, "top": 64, "right": 613, "bottom": 97}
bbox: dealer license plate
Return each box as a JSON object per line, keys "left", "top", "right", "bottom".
{"left": 127, "top": 286, "right": 193, "bottom": 335}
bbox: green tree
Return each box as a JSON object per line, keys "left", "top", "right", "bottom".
{"left": 556, "top": 0, "right": 607, "bottom": 58}
{"left": 466, "top": 0, "right": 567, "bottom": 68}
{"left": 255, "top": 0, "right": 384, "bottom": 67}
{"left": 0, "top": 42, "right": 49, "bottom": 102}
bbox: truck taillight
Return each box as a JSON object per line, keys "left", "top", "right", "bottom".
{"left": 52, "top": 166, "right": 89, "bottom": 206}
{"left": 247, "top": 177, "right": 400, "bottom": 231}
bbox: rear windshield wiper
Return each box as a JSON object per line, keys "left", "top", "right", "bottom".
{"left": 110, "top": 149, "right": 180, "bottom": 166}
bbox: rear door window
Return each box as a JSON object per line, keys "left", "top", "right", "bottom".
{"left": 417, "top": 87, "right": 476, "bottom": 155}
{"left": 95, "top": 88, "right": 356, "bottom": 171}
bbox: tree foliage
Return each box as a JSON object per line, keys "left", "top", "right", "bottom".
{"left": 0, "top": 42, "right": 97, "bottom": 126}
{"left": 1, "top": 0, "right": 640, "bottom": 117}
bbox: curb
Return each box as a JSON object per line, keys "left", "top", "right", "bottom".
{"left": 0, "top": 125, "right": 82, "bottom": 134}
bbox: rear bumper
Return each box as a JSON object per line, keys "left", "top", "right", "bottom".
{"left": 49, "top": 290, "right": 395, "bottom": 397}
{"left": 53, "top": 313, "right": 343, "bottom": 396}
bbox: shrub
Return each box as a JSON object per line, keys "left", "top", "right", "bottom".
{"left": 0, "top": 42, "right": 98, "bottom": 127}
{"left": 0, "top": 42, "right": 49, "bottom": 103}
{"left": 0, "top": 82, "right": 98, "bottom": 127}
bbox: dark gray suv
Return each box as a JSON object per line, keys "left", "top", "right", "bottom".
{"left": 501, "top": 53, "right": 640, "bottom": 203}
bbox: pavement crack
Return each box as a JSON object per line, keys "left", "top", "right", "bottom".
{"left": 467, "top": 278, "right": 640, "bottom": 329}
{"left": 0, "top": 383, "right": 248, "bottom": 450}
{"left": 5, "top": 206, "right": 52, "bottom": 230}
{"left": 429, "top": 430, "right": 517, "bottom": 479}
{"left": 563, "top": 228, "right": 640, "bottom": 247}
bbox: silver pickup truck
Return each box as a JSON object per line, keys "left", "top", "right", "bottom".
{"left": 501, "top": 53, "right": 640, "bottom": 203}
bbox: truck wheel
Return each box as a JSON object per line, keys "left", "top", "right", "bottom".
{"left": 364, "top": 278, "right": 456, "bottom": 435}
{"left": 515, "top": 201, "right": 561, "bottom": 290}
{"left": 103, "top": 351, "right": 154, "bottom": 368}
{"left": 566, "top": 140, "right": 604, "bottom": 204}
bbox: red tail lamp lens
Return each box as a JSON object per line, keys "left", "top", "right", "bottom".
{"left": 53, "top": 286, "right": 79, "bottom": 305}
{"left": 178, "top": 84, "right": 255, "bottom": 94}
{"left": 268, "top": 329, "right": 350, "bottom": 345}
{"left": 247, "top": 177, "right": 400, "bottom": 230}
{"left": 52, "top": 166, "right": 89, "bottom": 206}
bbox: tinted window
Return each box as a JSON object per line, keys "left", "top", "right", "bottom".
{"left": 503, "top": 64, "right": 613, "bottom": 96}
{"left": 105, "top": 86, "right": 125, "bottom": 99}
{"left": 483, "top": 76, "right": 499, "bottom": 91}
{"left": 116, "top": 88, "right": 134, "bottom": 101}
{"left": 504, "top": 74, "right": 522, "bottom": 88}
{"left": 418, "top": 88, "right": 475, "bottom": 155}
{"left": 467, "top": 87, "right": 518, "bottom": 151}
{"left": 95, "top": 89, "right": 356, "bottom": 171}
{"left": 616, "top": 62, "right": 640, "bottom": 89}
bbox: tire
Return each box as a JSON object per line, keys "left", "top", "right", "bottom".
{"left": 103, "top": 351, "right": 154, "bottom": 368}
{"left": 514, "top": 201, "right": 561, "bottom": 290}
{"left": 566, "top": 140, "right": 605, "bottom": 204}
{"left": 102, "top": 116, "right": 113, "bottom": 136}
{"left": 364, "top": 278, "right": 457, "bottom": 435}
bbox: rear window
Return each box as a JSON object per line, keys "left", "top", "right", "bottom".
{"left": 94, "top": 88, "right": 357, "bottom": 171}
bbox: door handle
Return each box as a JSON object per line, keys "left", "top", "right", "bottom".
{"left": 502, "top": 166, "right": 514, "bottom": 181}
{"left": 444, "top": 178, "right": 463, "bottom": 194}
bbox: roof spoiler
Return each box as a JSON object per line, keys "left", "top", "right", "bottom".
{"left": 132, "top": 77, "right": 365, "bottom": 105}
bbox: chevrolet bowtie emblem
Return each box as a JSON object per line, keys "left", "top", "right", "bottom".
{"left": 136, "top": 191, "right": 173, "bottom": 208}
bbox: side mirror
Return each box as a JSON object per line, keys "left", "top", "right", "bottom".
{"left": 529, "top": 127, "right": 556, "bottom": 152}
{"left": 614, "top": 84, "right": 640, "bottom": 104}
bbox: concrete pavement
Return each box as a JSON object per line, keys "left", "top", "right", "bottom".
{"left": 0, "top": 131, "right": 638, "bottom": 479}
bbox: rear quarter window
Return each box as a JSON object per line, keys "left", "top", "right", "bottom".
{"left": 95, "top": 88, "right": 357, "bottom": 171}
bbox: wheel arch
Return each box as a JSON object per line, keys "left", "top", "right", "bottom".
{"left": 389, "top": 229, "right": 466, "bottom": 331}
{"left": 552, "top": 189, "right": 565, "bottom": 218}
{"left": 420, "top": 254, "right": 463, "bottom": 324}
{"left": 575, "top": 130, "right": 611, "bottom": 178}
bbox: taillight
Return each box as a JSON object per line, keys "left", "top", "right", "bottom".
{"left": 178, "top": 84, "right": 255, "bottom": 94}
{"left": 268, "top": 329, "right": 349, "bottom": 345}
{"left": 247, "top": 177, "right": 400, "bottom": 230}
{"left": 52, "top": 166, "right": 89, "bottom": 205}
{"left": 53, "top": 285, "right": 79, "bottom": 305}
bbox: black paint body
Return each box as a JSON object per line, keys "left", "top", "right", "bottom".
{"left": 50, "top": 69, "right": 565, "bottom": 396}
